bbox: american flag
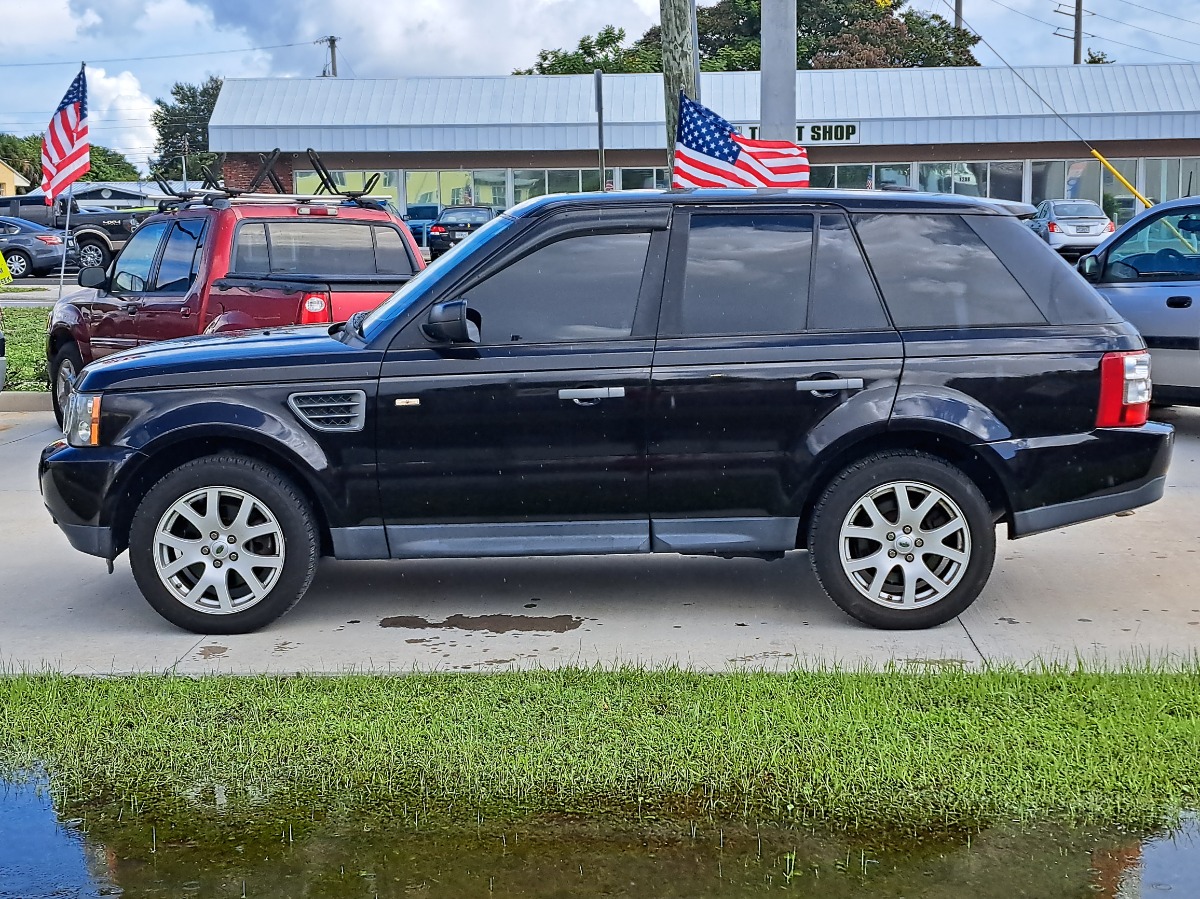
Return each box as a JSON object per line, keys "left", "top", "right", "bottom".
{"left": 41, "top": 66, "right": 90, "bottom": 205}
{"left": 672, "top": 94, "right": 809, "bottom": 189}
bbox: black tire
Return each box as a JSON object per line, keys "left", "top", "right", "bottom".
{"left": 807, "top": 451, "right": 996, "bottom": 630}
{"left": 3, "top": 249, "right": 31, "bottom": 279}
{"left": 76, "top": 241, "right": 110, "bottom": 270}
{"left": 49, "top": 341, "right": 84, "bottom": 428}
{"left": 128, "top": 454, "right": 319, "bottom": 634}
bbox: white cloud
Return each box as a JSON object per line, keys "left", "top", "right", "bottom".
{"left": 86, "top": 67, "right": 158, "bottom": 170}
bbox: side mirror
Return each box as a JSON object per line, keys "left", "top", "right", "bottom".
{"left": 422, "top": 299, "right": 480, "bottom": 344}
{"left": 77, "top": 266, "right": 109, "bottom": 290}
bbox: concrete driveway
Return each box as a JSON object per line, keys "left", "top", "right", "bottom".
{"left": 1, "top": 408, "right": 1197, "bottom": 674}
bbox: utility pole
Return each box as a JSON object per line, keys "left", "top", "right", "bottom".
{"left": 659, "top": 0, "right": 699, "bottom": 174}
{"left": 1074, "top": 0, "right": 1083, "bottom": 64}
{"left": 595, "top": 69, "right": 606, "bottom": 188}
{"left": 317, "top": 35, "right": 339, "bottom": 76}
{"left": 760, "top": 0, "right": 797, "bottom": 141}
{"left": 954, "top": 0, "right": 963, "bottom": 29}
{"left": 689, "top": 0, "right": 702, "bottom": 102}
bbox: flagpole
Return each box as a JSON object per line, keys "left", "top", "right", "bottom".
{"left": 57, "top": 184, "right": 73, "bottom": 301}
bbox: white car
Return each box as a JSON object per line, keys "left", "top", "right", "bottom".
{"left": 1029, "top": 199, "right": 1115, "bottom": 255}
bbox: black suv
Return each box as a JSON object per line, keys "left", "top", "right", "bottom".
{"left": 40, "top": 190, "right": 1173, "bottom": 634}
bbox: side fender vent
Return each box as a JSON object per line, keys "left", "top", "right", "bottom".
{"left": 287, "top": 390, "right": 367, "bottom": 432}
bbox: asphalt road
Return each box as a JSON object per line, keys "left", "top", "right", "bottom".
{"left": 1, "top": 407, "right": 1197, "bottom": 674}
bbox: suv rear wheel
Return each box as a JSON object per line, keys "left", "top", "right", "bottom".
{"left": 129, "top": 455, "right": 319, "bottom": 634}
{"left": 808, "top": 451, "right": 996, "bottom": 629}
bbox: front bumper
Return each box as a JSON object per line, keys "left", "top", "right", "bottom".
{"left": 39, "top": 439, "right": 143, "bottom": 559}
{"left": 982, "top": 422, "right": 1174, "bottom": 538}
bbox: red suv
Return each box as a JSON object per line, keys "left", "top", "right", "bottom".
{"left": 47, "top": 195, "right": 423, "bottom": 422}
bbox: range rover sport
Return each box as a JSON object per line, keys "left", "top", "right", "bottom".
{"left": 40, "top": 189, "right": 1174, "bottom": 634}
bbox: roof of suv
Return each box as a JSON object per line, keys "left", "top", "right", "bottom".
{"left": 509, "top": 188, "right": 1019, "bottom": 219}
{"left": 142, "top": 198, "right": 402, "bottom": 224}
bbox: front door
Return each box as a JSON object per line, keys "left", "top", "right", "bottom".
{"left": 648, "top": 208, "right": 904, "bottom": 553}
{"left": 136, "top": 217, "right": 206, "bottom": 345}
{"left": 1094, "top": 206, "right": 1200, "bottom": 393}
{"left": 376, "top": 211, "right": 668, "bottom": 557}
{"left": 89, "top": 220, "right": 169, "bottom": 359}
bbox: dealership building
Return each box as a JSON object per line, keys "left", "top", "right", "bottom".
{"left": 209, "top": 62, "right": 1200, "bottom": 225}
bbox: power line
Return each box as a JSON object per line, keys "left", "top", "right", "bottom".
{"left": 1085, "top": 9, "right": 1200, "bottom": 49}
{"left": 1108, "top": 0, "right": 1200, "bottom": 30}
{"left": 0, "top": 41, "right": 312, "bottom": 69}
{"left": 976, "top": 0, "right": 1194, "bottom": 59}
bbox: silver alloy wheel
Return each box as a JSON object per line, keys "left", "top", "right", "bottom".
{"left": 78, "top": 243, "right": 104, "bottom": 268}
{"left": 838, "top": 480, "right": 971, "bottom": 609}
{"left": 152, "top": 486, "right": 286, "bottom": 615}
{"left": 4, "top": 252, "right": 27, "bottom": 277}
{"left": 54, "top": 357, "right": 76, "bottom": 417}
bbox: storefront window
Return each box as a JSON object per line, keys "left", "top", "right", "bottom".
{"left": 1180, "top": 158, "right": 1200, "bottom": 198}
{"left": 1031, "top": 160, "right": 1066, "bottom": 205}
{"left": 874, "top": 163, "right": 910, "bottom": 189}
{"left": 513, "top": 169, "right": 547, "bottom": 204}
{"left": 809, "top": 165, "right": 835, "bottom": 188}
{"left": 1100, "top": 159, "right": 1137, "bottom": 225}
{"left": 580, "top": 168, "right": 616, "bottom": 192}
{"left": 294, "top": 170, "right": 400, "bottom": 203}
{"left": 405, "top": 171, "right": 440, "bottom": 208}
{"left": 918, "top": 163, "right": 984, "bottom": 195}
{"left": 837, "top": 164, "right": 872, "bottom": 190}
{"left": 988, "top": 162, "right": 1022, "bottom": 201}
{"left": 472, "top": 169, "right": 506, "bottom": 209}
{"left": 1064, "top": 159, "right": 1101, "bottom": 204}
{"left": 439, "top": 171, "right": 473, "bottom": 206}
{"left": 1145, "top": 158, "right": 1181, "bottom": 205}
{"left": 621, "top": 168, "right": 668, "bottom": 190}
{"left": 547, "top": 170, "right": 580, "bottom": 194}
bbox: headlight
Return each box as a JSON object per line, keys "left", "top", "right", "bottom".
{"left": 64, "top": 393, "right": 103, "bottom": 447}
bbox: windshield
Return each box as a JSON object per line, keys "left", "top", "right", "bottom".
{"left": 361, "top": 213, "right": 516, "bottom": 340}
{"left": 439, "top": 208, "right": 492, "bottom": 225}
{"left": 1053, "top": 202, "right": 1104, "bottom": 217}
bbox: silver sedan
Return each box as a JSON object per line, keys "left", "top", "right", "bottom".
{"left": 1029, "top": 200, "right": 1115, "bottom": 256}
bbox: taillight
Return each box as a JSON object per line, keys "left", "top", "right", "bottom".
{"left": 1106, "top": 221, "right": 1116, "bottom": 232}
{"left": 35, "top": 235, "right": 62, "bottom": 244}
{"left": 1047, "top": 221, "right": 1059, "bottom": 233}
{"left": 299, "top": 292, "right": 332, "bottom": 324}
{"left": 1096, "top": 350, "right": 1151, "bottom": 428}
{"left": 429, "top": 225, "right": 446, "bottom": 234}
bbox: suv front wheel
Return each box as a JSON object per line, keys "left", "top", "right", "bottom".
{"left": 808, "top": 451, "right": 996, "bottom": 629}
{"left": 129, "top": 454, "right": 319, "bottom": 634}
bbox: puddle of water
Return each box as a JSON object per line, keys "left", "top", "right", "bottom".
{"left": 5, "top": 773, "right": 1200, "bottom": 898}
{"left": 380, "top": 613, "right": 583, "bottom": 633}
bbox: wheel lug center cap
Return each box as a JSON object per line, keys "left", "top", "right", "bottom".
{"left": 211, "top": 541, "right": 227, "bottom": 557}
{"left": 895, "top": 535, "right": 913, "bottom": 551}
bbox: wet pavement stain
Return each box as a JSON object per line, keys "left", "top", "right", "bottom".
{"left": 196, "top": 645, "right": 227, "bottom": 659}
{"left": 379, "top": 613, "right": 584, "bottom": 634}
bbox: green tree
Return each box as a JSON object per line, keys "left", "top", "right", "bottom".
{"left": 150, "top": 75, "right": 223, "bottom": 180}
{"left": 513, "top": 25, "right": 659, "bottom": 74}
{"left": 0, "top": 133, "right": 42, "bottom": 183}
{"left": 521, "top": 0, "right": 979, "bottom": 74}
{"left": 81, "top": 146, "right": 139, "bottom": 183}
{"left": 1086, "top": 48, "right": 1115, "bottom": 63}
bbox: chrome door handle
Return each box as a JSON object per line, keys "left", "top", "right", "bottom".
{"left": 558, "top": 387, "right": 625, "bottom": 404}
{"left": 795, "top": 378, "right": 864, "bottom": 393}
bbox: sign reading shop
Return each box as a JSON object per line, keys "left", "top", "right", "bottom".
{"left": 739, "top": 122, "right": 861, "bottom": 144}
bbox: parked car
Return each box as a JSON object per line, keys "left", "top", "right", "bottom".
{"left": 2, "top": 194, "right": 143, "bottom": 270}
{"left": 1028, "top": 199, "right": 1115, "bottom": 255}
{"left": 0, "top": 216, "right": 77, "bottom": 278}
{"left": 427, "top": 205, "right": 495, "bottom": 258}
{"left": 1078, "top": 195, "right": 1200, "bottom": 405}
{"left": 46, "top": 194, "right": 424, "bottom": 424}
{"left": 402, "top": 203, "right": 442, "bottom": 246}
{"left": 40, "top": 189, "right": 1172, "bottom": 635}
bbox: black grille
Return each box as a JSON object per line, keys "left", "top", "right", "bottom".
{"left": 287, "top": 391, "right": 366, "bottom": 432}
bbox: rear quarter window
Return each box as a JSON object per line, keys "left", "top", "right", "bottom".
{"left": 852, "top": 213, "right": 1047, "bottom": 329}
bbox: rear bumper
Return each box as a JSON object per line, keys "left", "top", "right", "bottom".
{"left": 981, "top": 422, "right": 1174, "bottom": 538}
{"left": 40, "top": 439, "right": 142, "bottom": 559}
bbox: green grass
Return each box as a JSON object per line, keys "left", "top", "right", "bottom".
{"left": 1, "top": 306, "right": 50, "bottom": 390}
{"left": 2, "top": 667, "right": 1199, "bottom": 828}
{"left": 0, "top": 286, "right": 40, "bottom": 293}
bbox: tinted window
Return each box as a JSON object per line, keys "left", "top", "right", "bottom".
{"left": 266, "top": 222, "right": 376, "bottom": 275}
{"left": 232, "top": 223, "right": 268, "bottom": 272}
{"left": 440, "top": 208, "right": 492, "bottom": 225}
{"left": 111, "top": 221, "right": 169, "bottom": 294}
{"left": 667, "top": 213, "right": 813, "bottom": 337}
{"left": 853, "top": 213, "right": 1047, "bottom": 328}
{"left": 463, "top": 232, "right": 651, "bottom": 344}
{"left": 810, "top": 214, "right": 889, "bottom": 331}
{"left": 1104, "top": 208, "right": 1200, "bottom": 282}
{"left": 373, "top": 226, "right": 415, "bottom": 275}
{"left": 1053, "top": 201, "right": 1105, "bottom": 217}
{"left": 153, "top": 219, "right": 205, "bottom": 293}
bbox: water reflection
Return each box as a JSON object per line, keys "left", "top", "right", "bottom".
{"left": 4, "top": 774, "right": 1200, "bottom": 898}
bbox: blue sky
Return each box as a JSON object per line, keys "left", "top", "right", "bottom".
{"left": 0, "top": 0, "right": 1194, "bottom": 170}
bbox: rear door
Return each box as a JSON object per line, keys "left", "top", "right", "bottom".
{"left": 647, "top": 207, "right": 904, "bottom": 553}
{"left": 88, "top": 220, "right": 170, "bottom": 359}
{"left": 136, "top": 217, "right": 207, "bottom": 345}
{"left": 1093, "top": 206, "right": 1200, "bottom": 391}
